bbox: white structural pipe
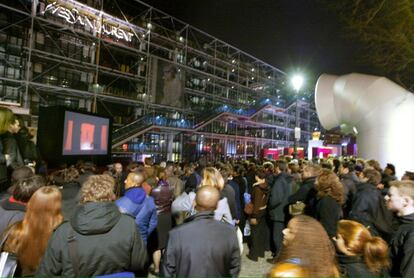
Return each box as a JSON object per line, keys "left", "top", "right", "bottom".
{"left": 315, "top": 73, "right": 414, "bottom": 177}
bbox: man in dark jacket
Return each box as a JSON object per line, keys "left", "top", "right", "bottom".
{"left": 160, "top": 186, "right": 241, "bottom": 277}
{"left": 37, "top": 174, "right": 147, "bottom": 277}
{"left": 2, "top": 118, "right": 23, "bottom": 171}
{"left": 339, "top": 161, "right": 359, "bottom": 217}
{"left": 184, "top": 158, "right": 205, "bottom": 193}
{"left": 288, "top": 164, "right": 322, "bottom": 217}
{"left": 349, "top": 168, "right": 383, "bottom": 236}
{"left": 385, "top": 180, "right": 414, "bottom": 277}
{"left": 267, "top": 160, "right": 292, "bottom": 257}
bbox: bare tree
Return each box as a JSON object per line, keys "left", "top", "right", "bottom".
{"left": 323, "top": 0, "right": 414, "bottom": 89}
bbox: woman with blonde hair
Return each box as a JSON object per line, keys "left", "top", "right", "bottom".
{"left": 201, "top": 167, "right": 233, "bottom": 224}
{"left": 202, "top": 166, "right": 224, "bottom": 190}
{"left": 277, "top": 215, "right": 339, "bottom": 277}
{"left": 2, "top": 186, "right": 63, "bottom": 276}
{"left": 334, "top": 220, "right": 390, "bottom": 277}
{"left": 314, "top": 169, "right": 344, "bottom": 238}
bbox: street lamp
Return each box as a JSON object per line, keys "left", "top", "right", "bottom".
{"left": 291, "top": 74, "right": 304, "bottom": 159}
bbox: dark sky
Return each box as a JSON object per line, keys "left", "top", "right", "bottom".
{"left": 141, "top": 0, "right": 370, "bottom": 87}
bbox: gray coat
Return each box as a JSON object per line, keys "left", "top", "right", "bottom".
{"left": 161, "top": 211, "right": 240, "bottom": 277}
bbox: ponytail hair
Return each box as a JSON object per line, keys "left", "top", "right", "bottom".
{"left": 363, "top": 236, "right": 390, "bottom": 275}
{"left": 337, "top": 220, "right": 390, "bottom": 275}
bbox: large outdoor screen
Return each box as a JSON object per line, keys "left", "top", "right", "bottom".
{"left": 62, "top": 111, "right": 110, "bottom": 155}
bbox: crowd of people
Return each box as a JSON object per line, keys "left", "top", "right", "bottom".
{"left": 2, "top": 106, "right": 414, "bottom": 277}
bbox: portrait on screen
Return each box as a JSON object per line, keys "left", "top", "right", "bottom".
{"left": 62, "top": 111, "right": 109, "bottom": 155}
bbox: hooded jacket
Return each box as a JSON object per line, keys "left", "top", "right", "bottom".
{"left": 116, "top": 187, "right": 157, "bottom": 244}
{"left": 268, "top": 172, "right": 292, "bottom": 222}
{"left": 37, "top": 202, "right": 147, "bottom": 277}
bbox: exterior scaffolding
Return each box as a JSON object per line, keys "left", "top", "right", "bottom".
{"left": 0, "top": 0, "right": 322, "bottom": 162}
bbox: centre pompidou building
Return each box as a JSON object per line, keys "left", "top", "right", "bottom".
{"left": 0, "top": 0, "right": 321, "bottom": 162}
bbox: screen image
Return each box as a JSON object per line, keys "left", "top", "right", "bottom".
{"left": 62, "top": 111, "right": 109, "bottom": 155}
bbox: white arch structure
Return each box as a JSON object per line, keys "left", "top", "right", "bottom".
{"left": 315, "top": 73, "right": 414, "bottom": 176}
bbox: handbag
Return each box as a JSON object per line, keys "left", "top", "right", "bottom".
{"left": 0, "top": 228, "right": 18, "bottom": 277}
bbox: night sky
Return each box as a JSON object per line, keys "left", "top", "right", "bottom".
{"left": 141, "top": 0, "right": 372, "bottom": 89}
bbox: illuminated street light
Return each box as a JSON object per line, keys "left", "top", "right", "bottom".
{"left": 291, "top": 74, "right": 304, "bottom": 159}
{"left": 291, "top": 75, "right": 304, "bottom": 92}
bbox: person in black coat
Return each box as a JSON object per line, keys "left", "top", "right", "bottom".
{"left": 385, "top": 180, "right": 414, "bottom": 277}
{"left": 184, "top": 159, "right": 205, "bottom": 193}
{"left": 339, "top": 161, "right": 359, "bottom": 217}
{"left": 37, "top": 175, "right": 148, "bottom": 277}
{"left": 0, "top": 139, "right": 7, "bottom": 191}
{"left": 267, "top": 160, "right": 292, "bottom": 256}
{"left": 2, "top": 118, "right": 23, "bottom": 170}
{"left": 57, "top": 166, "right": 82, "bottom": 220}
{"left": 220, "top": 167, "right": 238, "bottom": 220}
{"left": 288, "top": 164, "right": 322, "bottom": 217}
{"left": 0, "top": 108, "right": 22, "bottom": 189}
{"left": 349, "top": 168, "right": 383, "bottom": 236}
{"left": 160, "top": 186, "right": 241, "bottom": 277}
{"left": 314, "top": 169, "right": 344, "bottom": 238}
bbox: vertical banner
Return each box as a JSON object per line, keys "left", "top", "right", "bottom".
{"left": 152, "top": 58, "right": 186, "bottom": 108}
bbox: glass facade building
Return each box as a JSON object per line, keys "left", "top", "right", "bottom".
{"left": 0, "top": 0, "right": 322, "bottom": 162}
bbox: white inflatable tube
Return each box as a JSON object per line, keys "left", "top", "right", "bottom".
{"left": 315, "top": 73, "right": 414, "bottom": 177}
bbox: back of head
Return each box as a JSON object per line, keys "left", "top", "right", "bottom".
{"left": 362, "top": 168, "right": 382, "bottom": 185}
{"left": 277, "top": 215, "right": 338, "bottom": 277}
{"left": 269, "top": 262, "right": 309, "bottom": 278}
{"left": 125, "top": 172, "right": 145, "bottom": 190}
{"left": 233, "top": 164, "right": 245, "bottom": 176}
{"left": 202, "top": 167, "right": 224, "bottom": 190}
{"left": 63, "top": 166, "right": 80, "bottom": 183}
{"left": 26, "top": 186, "right": 63, "bottom": 224}
{"left": 315, "top": 169, "right": 344, "bottom": 204}
{"left": 81, "top": 161, "right": 96, "bottom": 172}
{"left": 195, "top": 186, "right": 220, "bottom": 212}
{"left": 13, "top": 175, "right": 45, "bottom": 202}
{"left": 127, "top": 162, "right": 139, "bottom": 172}
{"left": 303, "top": 164, "right": 322, "bottom": 178}
{"left": 11, "top": 166, "right": 34, "bottom": 184}
{"left": 337, "top": 220, "right": 390, "bottom": 274}
{"left": 342, "top": 161, "right": 355, "bottom": 172}
{"left": 366, "top": 159, "right": 382, "bottom": 172}
{"left": 276, "top": 160, "right": 288, "bottom": 173}
{"left": 80, "top": 175, "right": 115, "bottom": 203}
